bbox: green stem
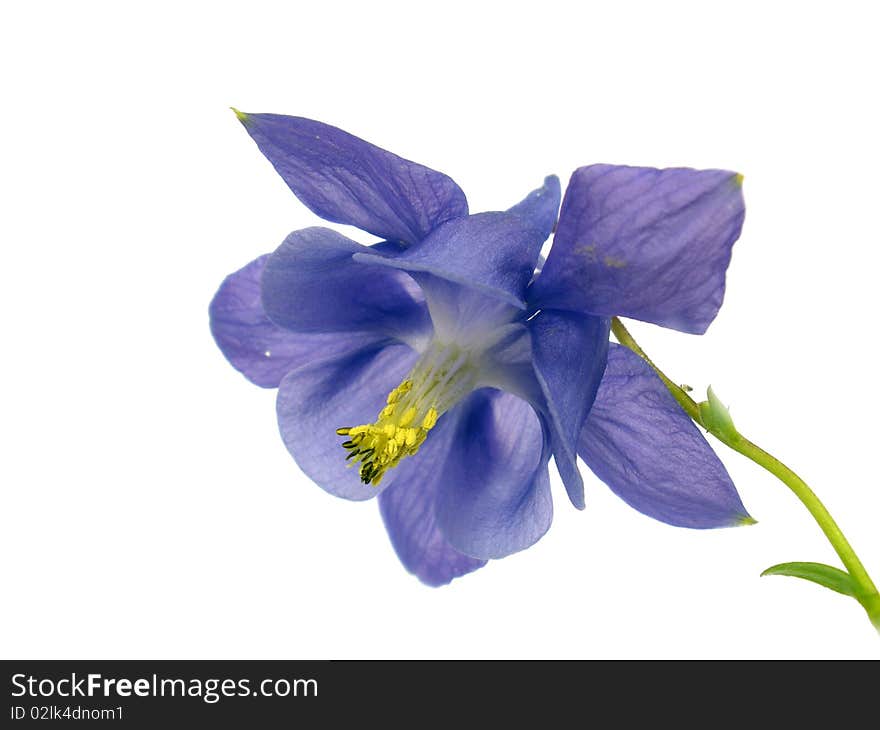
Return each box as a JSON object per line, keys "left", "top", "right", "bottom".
{"left": 610, "top": 319, "right": 702, "bottom": 422}
{"left": 611, "top": 317, "right": 880, "bottom": 630}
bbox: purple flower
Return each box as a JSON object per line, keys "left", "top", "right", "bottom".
{"left": 210, "top": 112, "right": 751, "bottom": 586}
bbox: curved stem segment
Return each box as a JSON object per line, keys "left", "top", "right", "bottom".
{"left": 611, "top": 317, "right": 880, "bottom": 631}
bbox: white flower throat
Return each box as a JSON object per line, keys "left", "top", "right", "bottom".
{"left": 336, "top": 341, "right": 478, "bottom": 485}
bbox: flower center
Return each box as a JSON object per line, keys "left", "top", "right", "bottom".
{"left": 336, "top": 341, "right": 478, "bottom": 486}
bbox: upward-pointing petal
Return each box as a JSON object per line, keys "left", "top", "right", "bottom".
{"left": 507, "top": 175, "right": 561, "bottom": 244}
{"left": 531, "top": 165, "right": 745, "bottom": 334}
{"left": 235, "top": 111, "right": 468, "bottom": 245}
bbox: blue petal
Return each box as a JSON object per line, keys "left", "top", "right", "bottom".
{"left": 579, "top": 344, "right": 752, "bottom": 528}
{"left": 210, "top": 254, "right": 379, "bottom": 388}
{"left": 235, "top": 111, "right": 468, "bottom": 245}
{"left": 530, "top": 165, "right": 745, "bottom": 334}
{"left": 435, "top": 389, "right": 552, "bottom": 559}
{"left": 507, "top": 175, "right": 561, "bottom": 243}
{"left": 379, "top": 414, "right": 487, "bottom": 586}
{"left": 353, "top": 211, "right": 546, "bottom": 310}
{"left": 276, "top": 343, "right": 419, "bottom": 501}
{"left": 529, "top": 310, "right": 610, "bottom": 509}
{"left": 261, "top": 227, "right": 432, "bottom": 349}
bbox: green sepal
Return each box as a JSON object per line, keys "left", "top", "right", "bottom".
{"left": 698, "top": 386, "right": 738, "bottom": 441}
{"left": 761, "top": 561, "right": 860, "bottom": 598}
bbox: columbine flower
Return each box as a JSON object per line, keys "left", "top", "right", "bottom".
{"left": 210, "top": 112, "right": 752, "bottom": 585}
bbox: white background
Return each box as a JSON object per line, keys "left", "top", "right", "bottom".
{"left": 2, "top": 1, "right": 879, "bottom": 659}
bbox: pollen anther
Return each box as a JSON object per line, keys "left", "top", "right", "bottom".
{"left": 335, "top": 343, "right": 477, "bottom": 486}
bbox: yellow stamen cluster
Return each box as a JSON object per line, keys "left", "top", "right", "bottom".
{"left": 336, "top": 380, "right": 440, "bottom": 486}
